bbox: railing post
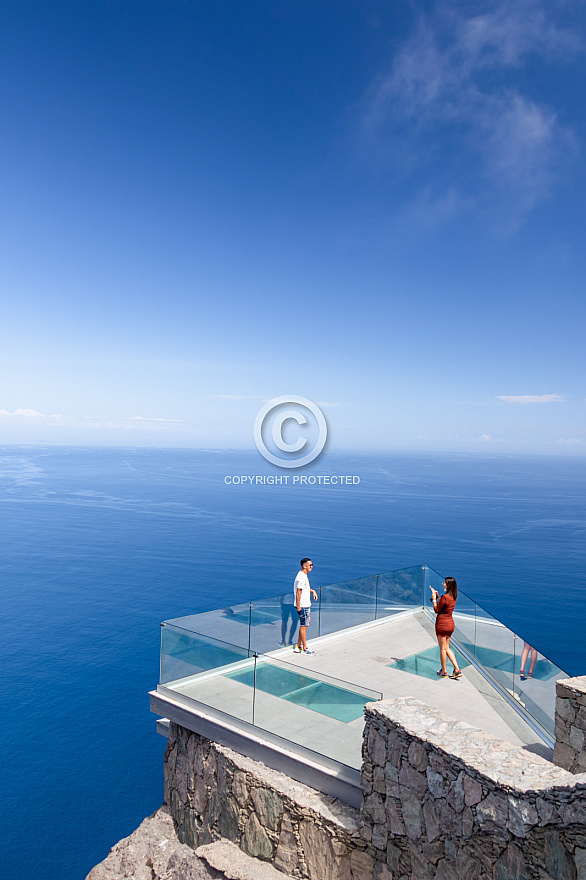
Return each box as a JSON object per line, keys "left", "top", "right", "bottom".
{"left": 422, "top": 564, "right": 428, "bottom": 608}
{"left": 248, "top": 603, "right": 252, "bottom": 656}
{"left": 318, "top": 587, "right": 322, "bottom": 636}
{"left": 375, "top": 574, "right": 379, "bottom": 619}
{"left": 252, "top": 653, "right": 257, "bottom": 726}
{"left": 159, "top": 622, "right": 165, "bottom": 685}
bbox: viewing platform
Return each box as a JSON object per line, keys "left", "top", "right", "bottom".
{"left": 150, "top": 564, "right": 566, "bottom": 808}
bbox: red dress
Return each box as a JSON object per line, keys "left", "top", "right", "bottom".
{"left": 434, "top": 594, "right": 456, "bottom": 636}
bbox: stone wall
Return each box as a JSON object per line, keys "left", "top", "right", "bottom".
{"left": 361, "top": 697, "right": 586, "bottom": 880}
{"left": 164, "top": 684, "right": 586, "bottom": 880}
{"left": 164, "top": 722, "right": 372, "bottom": 880}
{"left": 554, "top": 677, "right": 586, "bottom": 774}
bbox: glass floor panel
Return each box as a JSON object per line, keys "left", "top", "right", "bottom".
{"left": 225, "top": 663, "right": 369, "bottom": 723}
{"left": 388, "top": 644, "right": 559, "bottom": 683}
{"left": 388, "top": 646, "right": 470, "bottom": 681}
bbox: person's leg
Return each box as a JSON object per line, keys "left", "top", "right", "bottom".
{"left": 445, "top": 637, "right": 460, "bottom": 672}
{"left": 297, "top": 625, "right": 307, "bottom": 650}
{"left": 520, "top": 642, "right": 530, "bottom": 677}
{"left": 437, "top": 635, "right": 448, "bottom": 674}
{"left": 529, "top": 647, "right": 538, "bottom": 676}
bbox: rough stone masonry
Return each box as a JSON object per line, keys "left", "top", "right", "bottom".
{"left": 140, "top": 676, "right": 586, "bottom": 880}
{"left": 164, "top": 722, "right": 372, "bottom": 880}
{"left": 360, "top": 695, "right": 586, "bottom": 880}
{"left": 554, "top": 676, "right": 586, "bottom": 776}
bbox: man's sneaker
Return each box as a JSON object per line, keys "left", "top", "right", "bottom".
{"left": 293, "top": 645, "right": 301, "bottom": 653}
{"left": 278, "top": 641, "right": 287, "bottom": 647}
{"left": 302, "top": 648, "right": 316, "bottom": 655}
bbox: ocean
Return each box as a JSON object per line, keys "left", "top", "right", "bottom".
{"left": 1, "top": 446, "right": 585, "bottom": 879}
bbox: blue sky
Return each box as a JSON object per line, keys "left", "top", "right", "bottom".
{"left": 1, "top": 0, "right": 585, "bottom": 453}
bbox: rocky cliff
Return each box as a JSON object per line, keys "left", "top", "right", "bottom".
{"left": 86, "top": 805, "right": 293, "bottom": 880}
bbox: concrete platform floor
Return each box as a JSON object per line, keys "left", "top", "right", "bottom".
{"left": 273, "top": 611, "right": 550, "bottom": 749}
{"left": 164, "top": 610, "right": 553, "bottom": 771}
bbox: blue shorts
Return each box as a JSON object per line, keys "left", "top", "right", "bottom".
{"left": 297, "top": 607, "right": 311, "bottom": 627}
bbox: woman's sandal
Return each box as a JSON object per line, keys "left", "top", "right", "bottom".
{"left": 449, "top": 669, "right": 463, "bottom": 679}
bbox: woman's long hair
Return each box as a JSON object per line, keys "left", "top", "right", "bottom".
{"left": 444, "top": 577, "right": 458, "bottom": 600}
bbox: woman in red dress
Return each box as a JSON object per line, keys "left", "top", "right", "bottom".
{"left": 430, "top": 577, "right": 462, "bottom": 679}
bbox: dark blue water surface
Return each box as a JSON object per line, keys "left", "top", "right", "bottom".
{"left": 1, "top": 447, "right": 585, "bottom": 879}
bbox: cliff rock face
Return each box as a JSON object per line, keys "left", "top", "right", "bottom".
{"left": 86, "top": 804, "right": 294, "bottom": 880}
{"left": 86, "top": 805, "right": 217, "bottom": 880}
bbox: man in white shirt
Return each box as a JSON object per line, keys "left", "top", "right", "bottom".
{"left": 293, "top": 558, "right": 318, "bottom": 655}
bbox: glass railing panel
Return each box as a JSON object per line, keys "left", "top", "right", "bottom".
{"left": 167, "top": 602, "right": 253, "bottom": 652}
{"left": 464, "top": 607, "right": 517, "bottom": 697}
{"left": 512, "top": 636, "right": 567, "bottom": 735}
{"left": 249, "top": 654, "right": 381, "bottom": 770}
{"left": 424, "top": 566, "right": 445, "bottom": 602}
{"left": 160, "top": 624, "right": 251, "bottom": 685}
{"left": 450, "top": 590, "right": 477, "bottom": 650}
{"left": 439, "top": 585, "right": 569, "bottom": 737}
{"left": 162, "top": 566, "right": 429, "bottom": 657}
{"left": 318, "top": 577, "right": 378, "bottom": 636}
{"left": 425, "top": 569, "right": 477, "bottom": 645}
{"left": 159, "top": 628, "right": 255, "bottom": 724}
{"left": 377, "top": 564, "right": 426, "bottom": 617}
{"left": 248, "top": 593, "right": 298, "bottom": 654}
{"left": 160, "top": 639, "right": 381, "bottom": 771}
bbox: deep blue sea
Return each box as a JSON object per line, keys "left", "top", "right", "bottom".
{"left": 2, "top": 446, "right": 585, "bottom": 880}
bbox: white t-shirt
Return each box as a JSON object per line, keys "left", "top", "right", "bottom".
{"left": 294, "top": 571, "right": 311, "bottom": 608}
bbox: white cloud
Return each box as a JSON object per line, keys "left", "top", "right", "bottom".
{"left": 128, "top": 416, "right": 183, "bottom": 423}
{"left": 557, "top": 437, "right": 584, "bottom": 445}
{"left": 83, "top": 414, "right": 183, "bottom": 424}
{"left": 457, "top": 2, "right": 580, "bottom": 66}
{"left": 0, "top": 408, "right": 62, "bottom": 418}
{"left": 0, "top": 408, "right": 181, "bottom": 423}
{"left": 481, "top": 94, "right": 563, "bottom": 212}
{"left": 479, "top": 433, "right": 493, "bottom": 441}
{"left": 496, "top": 394, "right": 565, "bottom": 404}
{"left": 210, "top": 395, "right": 263, "bottom": 400}
{"left": 361, "top": 0, "right": 580, "bottom": 222}
{"left": 401, "top": 187, "right": 475, "bottom": 227}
